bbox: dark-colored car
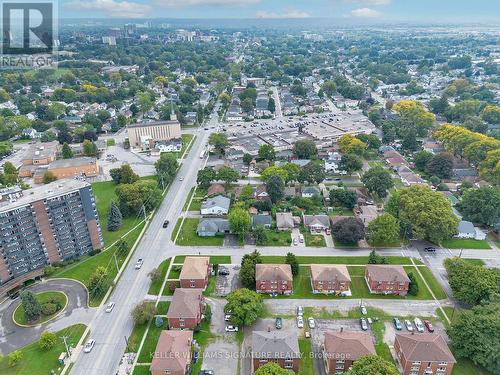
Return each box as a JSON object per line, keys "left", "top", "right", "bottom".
{"left": 163, "top": 220, "right": 169, "bottom": 228}
{"left": 192, "top": 351, "right": 199, "bottom": 363}
{"left": 198, "top": 371, "right": 214, "bottom": 375}
{"left": 218, "top": 266, "right": 229, "bottom": 276}
{"left": 393, "top": 317, "right": 402, "bottom": 330}
{"left": 275, "top": 317, "right": 283, "bottom": 329}
{"left": 424, "top": 246, "right": 437, "bottom": 252}
{"left": 424, "top": 320, "right": 435, "bottom": 332}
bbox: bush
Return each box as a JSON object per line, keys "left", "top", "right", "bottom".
{"left": 131, "top": 302, "right": 157, "bottom": 325}
{"left": 88, "top": 249, "right": 101, "bottom": 256}
{"left": 41, "top": 302, "right": 58, "bottom": 316}
{"left": 408, "top": 272, "right": 419, "bottom": 296}
{"left": 43, "top": 265, "right": 57, "bottom": 276}
{"left": 39, "top": 331, "right": 57, "bottom": 351}
{"left": 8, "top": 350, "right": 22, "bottom": 367}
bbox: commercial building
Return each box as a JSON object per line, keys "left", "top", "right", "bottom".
{"left": 0, "top": 180, "right": 103, "bottom": 295}
{"left": 33, "top": 157, "right": 99, "bottom": 183}
{"left": 127, "top": 119, "right": 182, "bottom": 150}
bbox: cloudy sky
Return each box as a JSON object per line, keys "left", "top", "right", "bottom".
{"left": 62, "top": 0, "right": 500, "bottom": 21}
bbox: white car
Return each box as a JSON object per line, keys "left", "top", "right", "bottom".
{"left": 297, "top": 316, "right": 304, "bottom": 328}
{"left": 224, "top": 314, "right": 232, "bottom": 322}
{"left": 135, "top": 259, "right": 144, "bottom": 269}
{"left": 414, "top": 318, "right": 425, "bottom": 332}
{"left": 405, "top": 320, "right": 414, "bottom": 332}
{"left": 360, "top": 304, "right": 367, "bottom": 315}
{"left": 307, "top": 317, "right": 316, "bottom": 329}
{"left": 225, "top": 325, "right": 238, "bottom": 332}
{"left": 83, "top": 339, "right": 95, "bottom": 353}
{"left": 179, "top": 177, "right": 184, "bottom": 181}
{"left": 105, "top": 302, "right": 115, "bottom": 313}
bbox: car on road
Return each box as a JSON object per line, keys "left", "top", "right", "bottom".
{"left": 424, "top": 246, "right": 437, "bottom": 252}
{"left": 360, "top": 304, "right": 367, "bottom": 315}
{"left": 225, "top": 325, "right": 238, "bottom": 332}
{"left": 84, "top": 339, "right": 96, "bottom": 353}
{"left": 135, "top": 258, "right": 144, "bottom": 269}
{"left": 308, "top": 317, "right": 316, "bottom": 329}
{"left": 393, "top": 317, "right": 402, "bottom": 330}
{"left": 405, "top": 320, "right": 414, "bottom": 332}
{"left": 199, "top": 371, "right": 214, "bottom": 375}
{"left": 424, "top": 320, "right": 435, "bottom": 332}
{"left": 414, "top": 318, "right": 425, "bottom": 332}
{"left": 360, "top": 318, "right": 368, "bottom": 331}
{"left": 105, "top": 302, "right": 115, "bottom": 313}
{"left": 163, "top": 220, "right": 169, "bottom": 228}
{"left": 296, "top": 306, "right": 304, "bottom": 316}
{"left": 297, "top": 316, "right": 304, "bottom": 328}
{"left": 275, "top": 317, "right": 283, "bottom": 329}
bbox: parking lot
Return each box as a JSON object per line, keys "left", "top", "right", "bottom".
{"left": 214, "top": 264, "right": 240, "bottom": 297}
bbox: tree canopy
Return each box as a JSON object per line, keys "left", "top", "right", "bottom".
{"left": 225, "top": 288, "right": 264, "bottom": 327}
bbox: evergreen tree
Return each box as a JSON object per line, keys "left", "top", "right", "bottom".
{"left": 61, "top": 142, "right": 73, "bottom": 159}
{"left": 285, "top": 252, "right": 299, "bottom": 276}
{"left": 20, "top": 291, "right": 41, "bottom": 322}
{"left": 408, "top": 272, "right": 419, "bottom": 296}
{"left": 106, "top": 202, "right": 123, "bottom": 231}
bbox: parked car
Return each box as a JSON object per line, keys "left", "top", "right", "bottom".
{"left": 424, "top": 320, "right": 435, "bottom": 332}
{"left": 424, "top": 246, "right": 437, "bottom": 252}
{"left": 360, "top": 318, "right": 368, "bottom": 331}
{"left": 405, "top": 320, "right": 414, "bottom": 332}
{"left": 325, "top": 228, "right": 331, "bottom": 235}
{"left": 304, "top": 331, "right": 311, "bottom": 338}
{"left": 225, "top": 325, "right": 238, "bottom": 332}
{"left": 393, "top": 317, "right": 402, "bottom": 330}
{"left": 224, "top": 314, "right": 232, "bottom": 322}
{"left": 84, "top": 339, "right": 95, "bottom": 353}
{"left": 296, "top": 306, "right": 304, "bottom": 316}
{"left": 297, "top": 316, "right": 304, "bottom": 328}
{"left": 299, "top": 234, "right": 304, "bottom": 243}
{"left": 163, "top": 220, "right": 169, "bottom": 228}
{"left": 105, "top": 302, "right": 115, "bottom": 313}
{"left": 219, "top": 266, "right": 229, "bottom": 276}
{"left": 308, "top": 317, "right": 316, "bottom": 329}
{"left": 275, "top": 317, "right": 283, "bottom": 329}
{"left": 198, "top": 371, "right": 214, "bottom": 375}
{"left": 360, "top": 304, "right": 367, "bottom": 315}
{"left": 414, "top": 318, "right": 425, "bottom": 332}
{"left": 293, "top": 238, "right": 298, "bottom": 246}
{"left": 135, "top": 259, "right": 144, "bottom": 269}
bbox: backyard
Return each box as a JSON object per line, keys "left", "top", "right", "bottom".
{"left": 172, "top": 218, "right": 224, "bottom": 246}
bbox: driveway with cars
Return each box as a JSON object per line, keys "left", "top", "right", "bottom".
{"left": 214, "top": 264, "right": 240, "bottom": 297}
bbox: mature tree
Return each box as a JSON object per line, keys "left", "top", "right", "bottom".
{"left": 356, "top": 133, "right": 381, "bottom": 150}
{"left": 155, "top": 153, "right": 178, "bottom": 186}
{"left": 361, "top": 166, "right": 394, "bottom": 198}
{"left": 106, "top": 202, "right": 123, "bottom": 231}
{"left": 482, "top": 104, "right": 500, "bottom": 124}
{"left": 387, "top": 186, "right": 459, "bottom": 244}
{"left": 293, "top": 139, "right": 317, "bottom": 159}
{"left": 197, "top": 167, "right": 217, "bottom": 189}
{"left": 148, "top": 267, "right": 161, "bottom": 284}
{"left": 61, "top": 142, "right": 73, "bottom": 159}
{"left": 88, "top": 266, "right": 110, "bottom": 298}
{"left": 367, "top": 213, "right": 400, "bottom": 245}
{"left": 239, "top": 184, "right": 254, "bottom": 201}
{"left": 281, "top": 163, "right": 301, "bottom": 183}
{"left": 332, "top": 217, "right": 365, "bottom": 244}
{"left": 413, "top": 150, "right": 433, "bottom": 171}
{"left": 20, "top": 291, "right": 41, "bottom": 322}
{"left": 254, "top": 225, "right": 268, "bottom": 246}
{"left": 286, "top": 252, "right": 299, "bottom": 276}
{"left": 241, "top": 97, "right": 254, "bottom": 113}
{"left": 340, "top": 154, "right": 363, "bottom": 174}
{"left": 368, "top": 250, "right": 388, "bottom": 264}
{"left": 338, "top": 134, "right": 366, "bottom": 155}
{"left": 258, "top": 144, "right": 276, "bottom": 162}
{"left": 39, "top": 331, "right": 57, "bottom": 351}
{"left": 239, "top": 250, "right": 262, "bottom": 289}
{"left": 458, "top": 187, "right": 500, "bottom": 226}
{"left": 217, "top": 166, "right": 239, "bottom": 186}
{"left": 225, "top": 288, "right": 264, "bottom": 327}
{"left": 42, "top": 171, "right": 57, "bottom": 184}
{"left": 298, "top": 160, "right": 325, "bottom": 184}
{"left": 131, "top": 301, "right": 157, "bottom": 325}
{"left": 329, "top": 189, "right": 357, "bottom": 209}
{"left": 426, "top": 152, "right": 454, "bottom": 179}
{"left": 243, "top": 153, "right": 253, "bottom": 165}
{"left": 82, "top": 139, "right": 97, "bottom": 156}
{"left": 219, "top": 92, "right": 231, "bottom": 106}
{"left": 228, "top": 206, "right": 252, "bottom": 239}
{"left": 254, "top": 362, "right": 294, "bottom": 375}
{"left": 266, "top": 174, "right": 285, "bottom": 203}
{"left": 261, "top": 165, "right": 289, "bottom": 183}
{"left": 346, "top": 354, "right": 399, "bottom": 375}
{"left": 116, "top": 180, "right": 162, "bottom": 217}
{"left": 444, "top": 258, "right": 499, "bottom": 306}
{"left": 116, "top": 239, "right": 130, "bottom": 257}
{"left": 208, "top": 133, "right": 229, "bottom": 155}
{"left": 407, "top": 272, "right": 419, "bottom": 296}
{"left": 321, "top": 80, "right": 337, "bottom": 97}
{"left": 8, "top": 350, "right": 22, "bottom": 367}
{"left": 109, "top": 164, "right": 139, "bottom": 185}
{"left": 136, "top": 91, "right": 154, "bottom": 115}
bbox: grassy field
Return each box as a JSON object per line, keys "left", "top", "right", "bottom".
{"left": 463, "top": 259, "right": 485, "bottom": 266}
{"left": 298, "top": 338, "right": 315, "bottom": 375}
{"left": 106, "top": 139, "right": 115, "bottom": 146}
{"left": 260, "top": 255, "right": 419, "bottom": 265}
{"left": 132, "top": 365, "right": 150, "bottom": 375}
{"left": 441, "top": 239, "right": 491, "bottom": 249}
{"left": 174, "top": 218, "right": 224, "bottom": 246}
{"left": 303, "top": 231, "right": 326, "bottom": 247}
{"left": 148, "top": 258, "right": 171, "bottom": 295}
{"left": 173, "top": 255, "right": 231, "bottom": 264}
{"left": 416, "top": 266, "right": 448, "bottom": 300}
{"left": 452, "top": 359, "right": 496, "bottom": 375}
{"left": 167, "top": 264, "right": 182, "bottom": 279}
{"left": 328, "top": 208, "right": 354, "bottom": 216}
{"left": 263, "top": 230, "right": 292, "bottom": 246}
{"left": 157, "top": 301, "right": 170, "bottom": 315}
{"left": 0, "top": 324, "right": 86, "bottom": 375}
{"left": 137, "top": 318, "right": 168, "bottom": 362}
{"left": 13, "top": 291, "right": 67, "bottom": 326}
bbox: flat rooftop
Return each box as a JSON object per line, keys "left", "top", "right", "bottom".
{"left": 48, "top": 157, "right": 97, "bottom": 169}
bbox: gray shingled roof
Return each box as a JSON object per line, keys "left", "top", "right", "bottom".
{"left": 252, "top": 331, "right": 300, "bottom": 359}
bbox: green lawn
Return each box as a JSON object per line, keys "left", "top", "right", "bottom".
{"left": 260, "top": 255, "right": 419, "bottom": 265}
{"left": 132, "top": 365, "right": 151, "bottom": 375}
{"left": 203, "top": 276, "right": 217, "bottom": 296}
{"left": 14, "top": 291, "right": 67, "bottom": 326}
{"left": 298, "top": 338, "right": 315, "bottom": 375}
{"left": 452, "top": 359, "right": 496, "bottom": 375}
{"left": 157, "top": 301, "right": 170, "bottom": 315}
{"left": 182, "top": 188, "right": 196, "bottom": 211}
{"left": 148, "top": 258, "right": 171, "bottom": 295}
{"left": 303, "top": 231, "right": 326, "bottom": 247}
{"left": 173, "top": 255, "right": 231, "bottom": 264}
{"left": 137, "top": 318, "right": 168, "bottom": 362}
{"left": 167, "top": 265, "right": 182, "bottom": 279}
{"left": 174, "top": 218, "right": 224, "bottom": 246}
{"left": 417, "top": 266, "right": 448, "bottom": 300}
{"left": 106, "top": 139, "right": 115, "bottom": 146}
{"left": 0, "top": 324, "right": 86, "bottom": 375}
{"left": 328, "top": 208, "right": 354, "bottom": 216}
{"left": 128, "top": 322, "right": 148, "bottom": 353}
{"left": 463, "top": 259, "right": 485, "bottom": 266}
{"left": 441, "top": 239, "right": 491, "bottom": 249}
{"left": 263, "top": 230, "right": 292, "bottom": 246}
{"left": 162, "top": 281, "right": 180, "bottom": 296}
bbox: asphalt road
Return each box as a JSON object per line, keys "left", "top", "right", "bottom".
{"left": 70, "top": 126, "right": 212, "bottom": 375}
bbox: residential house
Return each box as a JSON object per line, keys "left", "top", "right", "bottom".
{"left": 256, "top": 264, "right": 293, "bottom": 295}
{"left": 276, "top": 212, "right": 300, "bottom": 230}
{"left": 179, "top": 256, "right": 210, "bottom": 289}
{"left": 196, "top": 218, "right": 230, "bottom": 237}
{"left": 207, "top": 183, "right": 225, "bottom": 197}
{"left": 200, "top": 195, "right": 230, "bottom": 216}
{"left": 166, "top": 288, "right": 205, "bottom": 329}
{"left": 310, "top": 265, "right": 351, "bottom": 295}
{"left": 284, "top": 186, "right": 297, "bottom": 198}
{"left": 394, "top": 333, "right": 455, "bottom": 375}
{"left": 302, "top": 186, "right": 321, "bottom": 198}
{"left": 303, "top": 214, "right": 330, "bottom": 233}
{"left": 252, "top": 214, "right": 272, "bottom": 230}
{"left": 323, "top": 330, "right": 376, "bottom": 374}
{"left": 150, "top": 330, "right": 193, "bottom": 375}
{"left": 252, "top": 330, "right": 300, "bottom": 373}
{"left": 365, "top": 265, "right": 410, "bottom": 296}
{"left": 455, "top": 220, "right": 487, "bottom": 240}
{"left": 254, "top": 185, "right": 269, "bottom": 201}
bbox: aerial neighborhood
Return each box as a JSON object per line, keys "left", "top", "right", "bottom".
{"left": 0, "top": 7, "right": 498, "bottom": 375}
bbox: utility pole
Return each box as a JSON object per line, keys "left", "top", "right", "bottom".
{"left": 113, "top": 253, "right": 119, "bottom": 273}
{"left": 459, "top": 248, "right": 463, "bottom": 258}
{"left": 124, "top": 336, "right": 129, "bottom": 351}
{"left": 141, "top": 204, "right": 146, "bottom": 222}
{"left": 61, "top": 335, "right": 70, "bottom": 356}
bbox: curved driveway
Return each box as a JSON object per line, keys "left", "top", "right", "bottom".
{"left": 0, "top": 279, "right": 96, "bottom": 355}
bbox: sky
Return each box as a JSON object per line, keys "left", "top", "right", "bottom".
{"left": 61, "top": 0, "right": 500, "bottom": 22}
